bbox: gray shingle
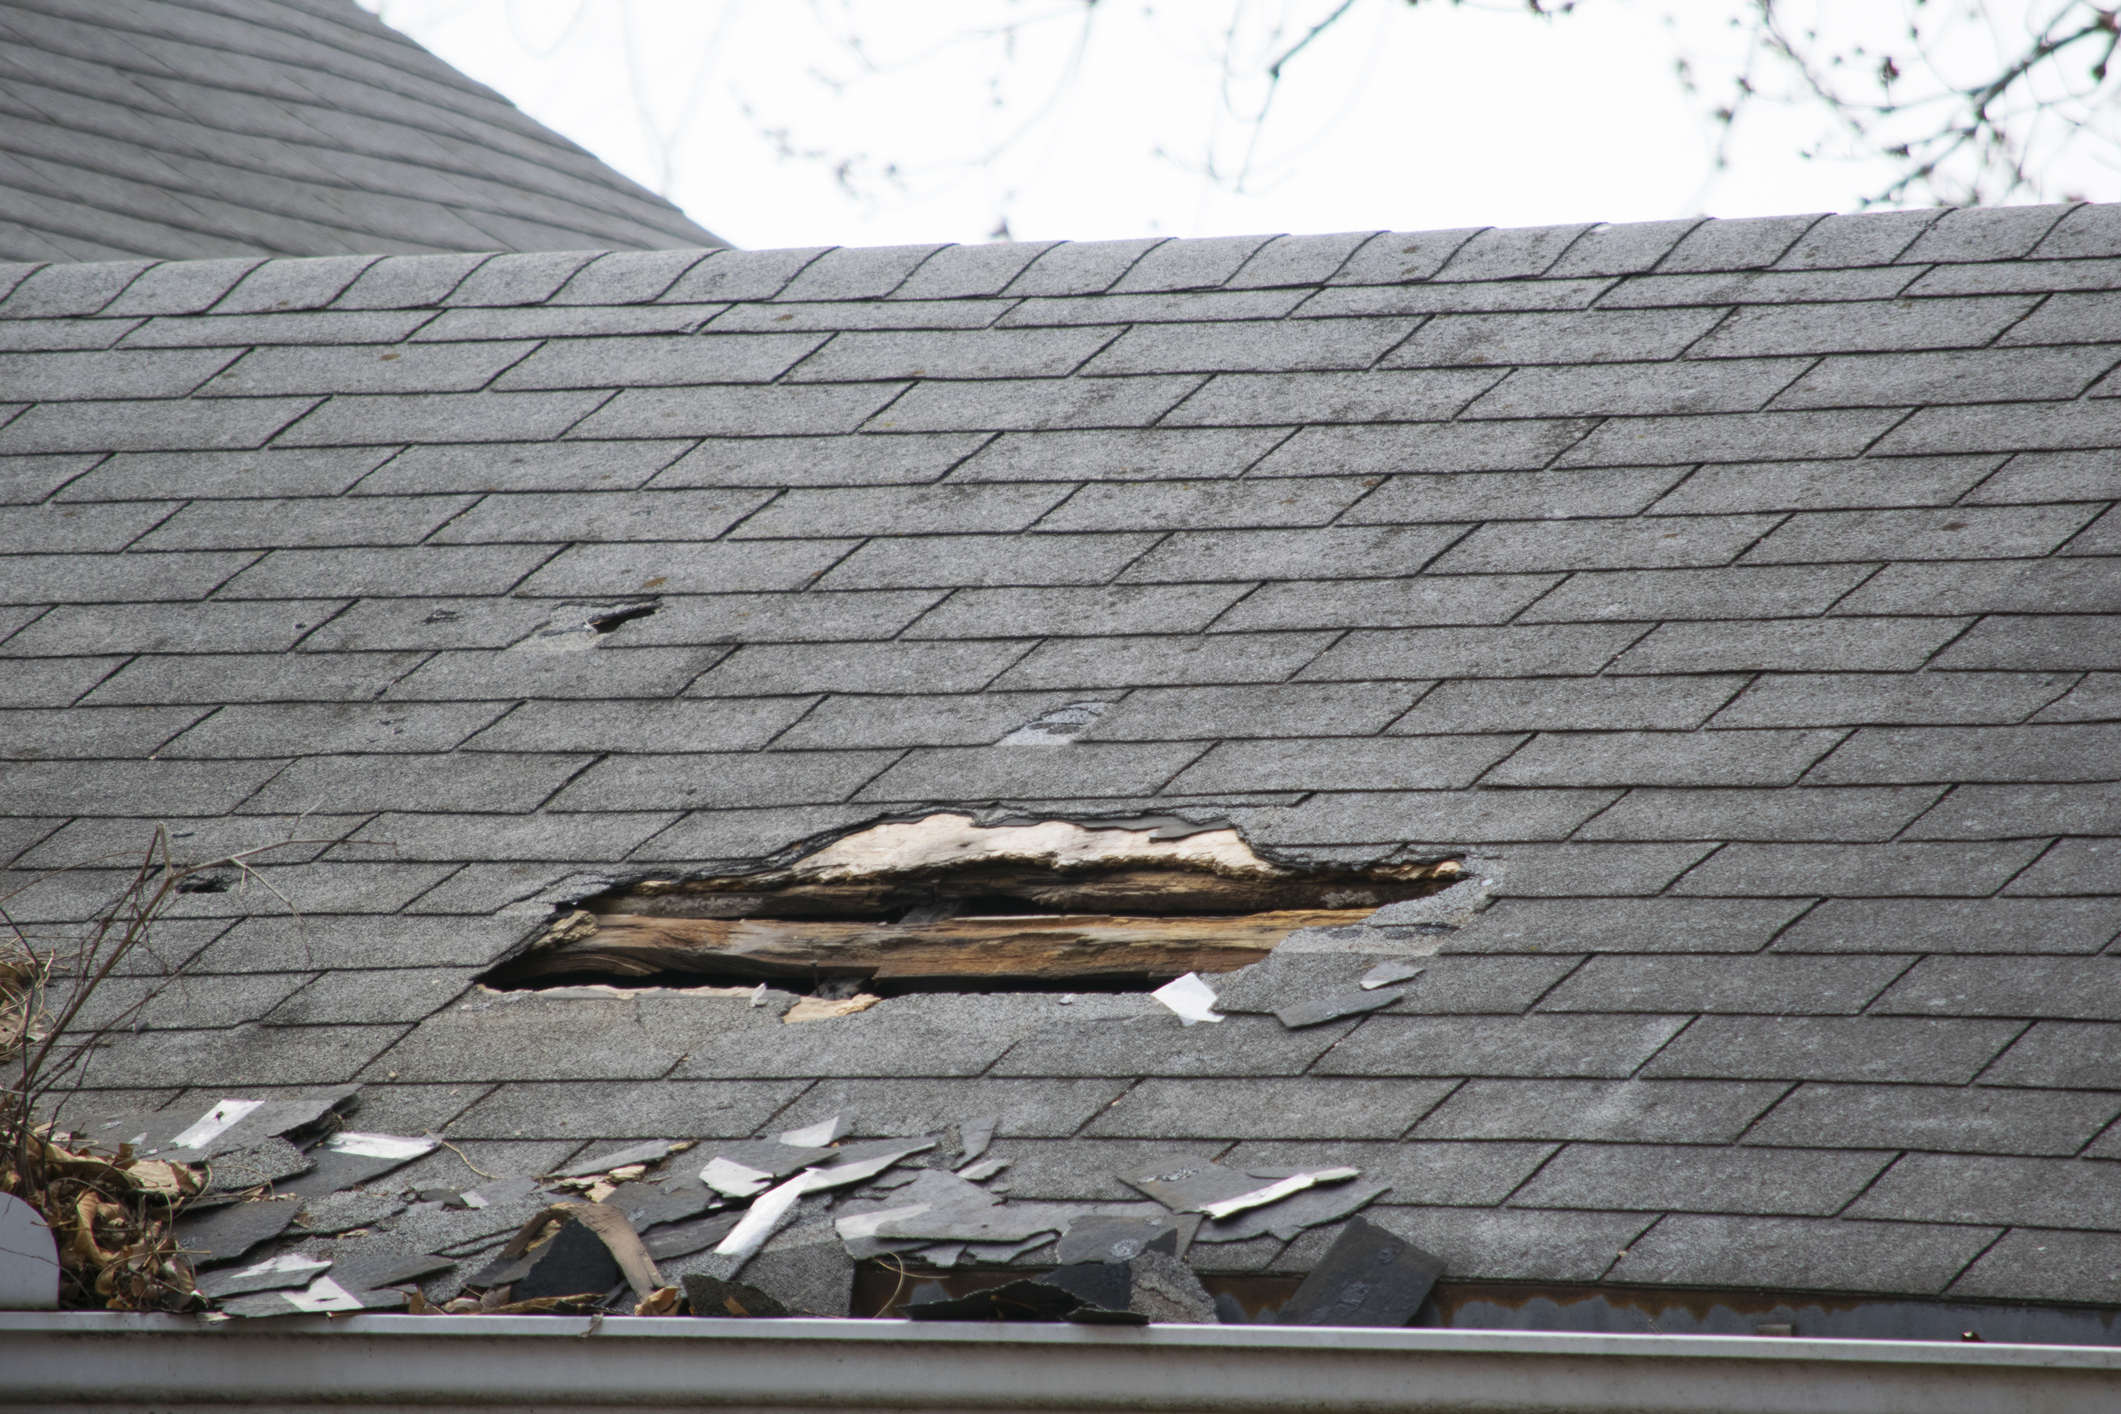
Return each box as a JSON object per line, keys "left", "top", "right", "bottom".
{"left": 1303, "top": 279, "right": 1616, "bottom": 317}
{"left": 889, "top": 241, "right": 1054, "bottom": 300}
{"left": 1481, "top": 729, "right": 1845, "bottom": 789}
{"left": 1776, "top": 346, "right": 2116, "bottom": 409}
{"left": 1649, "top": 454, "right": 2004, "bottom": 514}
{"left": 813, "top": 533, "right": 1153, "bottom": 591}
{"left": 1226, "top": 232, "right": 1377, "bottom": 289}
{"left": 1517, "top": 565, "right": 1872, "bottom": 624}
{"left": 994, "top": 238, "right": 1162, "bottom": 297}
{"left": 1576, "top": 786, "right": 1945, "bottom": 842}
{"left": 853, "top": 741, "right": 1204, "bottom": 802}
{"left": 1775, "top": 898, "right": 2121, "bottom": 955}
{"left": 1168, "top": 735, "right": 1522, "bottom": 793}
{"left": 385, "top": 646, "right": 724, "bottom": 701}
{"left": 326, "top": 811, "right": 678, "bottom": 864}
{"left": 989, "top": 1012, "right": 1348, "bottom": 1078}
{"left": 192, "top": 915, "right": 536, "bottom": 973}
{"left": 1465, "top": 359, "right": 1810, "bottom": 419}
{"left": 466, "top": 696, "right": 812, "bottom": 754}
{"left": 662, "top": 249, "right": 828, "bottom": 304}
{"left": 1545, "top": 220, "right": 1702, "bottom": 278}
{"left": 765, "top": 692, "right": 1076, "bottom": 750}
{"left": 138, "top": 494, "right": 472, "bottom": 550}
{"left": 1809, "top": 723, "right": 2121, "bottom": 784}
{"left": 1085, "top": 682, "right": 1425, "bottom": 741}
{"left": 1213, "top": 574, "right": 1562, "bottom": 632}
{"left": 1593, "top": 269, "right": 1918, "bottom": 310}
{"left": 1255, "top": 420, "right": 1598, "bottom": 477}
{"left": 1776, "top": 210, "right": 1941, "bottom": 268}
{"left": 1486, "top": 843, "right": 1718, "bottom": 897}
{"left": 1083, "top": 317, "right": 1415, "bottom": 376}
{"left": 101, "top": 257, "right": 263, "bottom": 316}
{"left": 1120, "top": 525, "right": 1461, "bottom": 583}
{"left": 1227, "top": 1140, "right": 1553, "bottom": 1206}
{"left": 160, "top": 702, "right": 503, "bottom": 757}
{"left": 1749, "top": 1083, "right": 2119, "bottom": 1156}
{"left": 1162, "top": 369, "right": 1502, "bottom": 426}
{"left": 221, "top": 545, "right": 555, "bottom": 599}
{"left": 2007, "top": 839, "right": 2121, "bottom": 896}
{"left": 64, "top": 446, "right": 396, "bottom": 499}
{"left": 494, "top": 333, "right": 825, "bottom": 389}
{"left": 1640, "top": 1015, "right": 2022, "bottom": 1083}
{"left": 1676, "top": 840, "right": 2044, "bottom": 897}
{"left": 333, "top": 254, "right": 488, "bottom": 310}
{"left": 446, "top": 1077, "right": 803, "bottom": 1140}
{"left": 1345, "top": 467, "right": 1684, "bottom": 525}
{"left": 0, "top": 451, "right": 101, "bottom": 503}
{"left": 1692, "top": 296, "right": 2038, "bottom": 358}
{"left": 549, "top": 750, "right": 898, "bottom": 811}
{"left": 1000, "top": 290, "right": 1307, "bottom": 327}
{"left": 0, "top": 500, "right": 176, "bottom": 552}
{"left": 549, "top": 250, "right": 712, "bottom": 306}
{"left": 1982, "top": 1021, "right": 2121, "bottom": 1088}
{"left": 734, "top": 484, "right": 1068, "bottom": 539}
{"left": 2063, "top": 505, "right": 2121, "bottom": 556}
{"left": 705, "top": 299, "right": 1001, "bottom": 334}
{"left": 623, "top": 805, "right": 876, "bottom": 863}
{"left": 659, "top": 433, "right": 987, "bottom": 488}
{"left": 0, "top": 395, "right": 320, "bottom": 453}
{"left": 616, "top": 590, "right": 943, "bottom": 645}
{"left": 566, "top": 383, "right": 901, "bottom": 439}
{"left": 83, "top": 1024, "right": 410, "bottom": 1091}
{"left": 1413, "top": 1079, "right": 1783, "bottom": 1143}
{"left": 1433, "top": 224, "right": 1593, "bottom": 281}
{"left": 1540, "top": 954, "right": 1906, "bottom": 1015}
{"left": 1084, "top": 1078, "right": 1454, "bottom": 1139}
{"left": 775, "top": 1077, "right": 1131, "bottom": 1142}
{"left": 212, "top": 256, "right": 377, "bottom": 314}
{"left": 1902, "top": 205, "right": 2077, "bottom": 263}
{"left": 518, "top": 539, "right": 855, "bottom": 596}
{"left": 1316, "top": 1014, "right": 1687, "bottom": 1079}
{"left": 1850, "top": 1153, "right": 2121, "bottom": 1230}
{"left": 1610, "top": 619, "right": 1968, "bottom": 674}
{"left": 784, "top": 327, "right": 1114, "bottom": 382}
{"left": 692, "top": 640, "right": 1028, "bottom": 696}
{"left": 1658, "top": 215, "right": 1823, "bottom": 272}
{"left": 243, "top": 751, "right": 590, "bottom": 814}
{"left": 1932, "top": 615, "right": 2121, "bottom": 671}
{"left": 0, "top": 757, "right": 286, "bottom": 816}
{"left": 2033, "top": 674, "right": 2121, "bottom": 722}
{"left": 0, "top": 550, "right": 255, "bottom": 603}
{"left": 1708, "top": 672, "right": 2075, "bottom": 727}
{"left": 906, "top": 584, "right": 1248, "bottom": 639}
{"left": 1968, "top": 449, "right": 2121, "bottom": 504}
{"left": 0, "top": 347, "right": 233, "bottom": 400}
{"left": 1950, "top": 1229, "right": 2121, "bottom": 1305}
{"left": 948, "top": 427, "right": 1278, "bottom": 483}
{"left": 0, "top": 704, "right": 205, "bottom": 758}
{"left": 1514, "top": 1142, "right": 1888, "bottom": 1216}
{"left": 1387, "top": 677, "right": 1746, "bottom": 733}
{"left": 1872, "top": 957, "right": 2121, "bottom": 1020}
{"left": 1556, "top": 410, "right": 1908, "bottom": 468}
{"left": 275, "top": 390, "right": 609, "bottom": 446}
{"left": 862, "top": 376, "right": 1201, "bottom": 433}
{"left": 430, "top": 488, "right": 773, "bottom": 544}
{"left": 775, "top": 244, "right": 944, "bottom": 301}
{"left": 1109, "top": 234, "right": 1273, "bottom": 293}
{"left": 1833, "top": 558, "right": 2121, "bottom": 616}
{"left": 0, "top": 656, "right": 124, "bottom": 708}
{"left": 260, "top": 966, "right": 481, "bottom": 1026}
{"left": 443, "top": 251, "right": 601, "bottom": 307}
{"left": 1299, "top": 624, "right": 1643, "bottom": 681}
{"left": 3, "top": 599, "right": 341, "bottom": 657}
{"left": 1606, "top": 1215, "right": 1995, "bottom": 1295}
{"left": 410, "top": 307, "right": 715, "bottom": 341}
{"left": 1747, "top": 505, "right": 2098, "bottom": 564}
{"left": 0, "top": 260, "right": 154, "bottom": 318}
{"left": 1386, "top": 308, "right": 1721, "bottom": 368}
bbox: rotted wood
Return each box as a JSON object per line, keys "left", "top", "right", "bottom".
{"left": 500, "top": 910, "right": 1376, "bottom": 983}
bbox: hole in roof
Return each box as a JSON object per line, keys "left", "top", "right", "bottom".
{"left": 173, "top": 873, "right": 233, "bottom": 894}
{"left": 480, "top": 812, "right": 1461, "bottom": 997}
{"left": 588, "top": 603, "right": 658, "bottom": 633}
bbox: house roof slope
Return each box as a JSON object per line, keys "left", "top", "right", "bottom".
{"left": 3, "top": 207, "right": 2120, "bottom": 1309}
{"left": 0, "top": 0, "right": 723, "bottom": 261}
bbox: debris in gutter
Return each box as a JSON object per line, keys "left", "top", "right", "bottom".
{"left": 1281, "top": 1217, "right": 1444, "bottom": 1328}
{"left": 1361, "top": 960, "right": 1424, "bottom": 990}
{"left": 1150, "top": 972, "right": 1223, "bottom": 1026}
{"left": 683, "top": 1272, "right": 790, "bottom": 1318}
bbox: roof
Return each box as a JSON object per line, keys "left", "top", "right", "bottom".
{"left": 0, "top": 0, "right": 722, "bottom": 261}
{"left": 3, "top": 206, "right": 2119, "bottom": 1312}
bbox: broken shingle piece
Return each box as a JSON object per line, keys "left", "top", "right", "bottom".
{"left": 1120, "top": 1158, "right": 1268, "bottom": 1213}
{"left": 551, "top": 1140, "right": 679, "bottom": 1178}
{"left": 1149, "top": 973, "right": 1224, "bottom": 1026}
{"left": 1195, "top": 1180, "right": 1390, "bottom": 1244}
{"left": 174, "top": 1199, "right": 300, "bottom": 1268}
{"left": 1056, "top": 1213, "right": 1199, "bottom": 1264}
{"left": 1361, "top": 960, "right": 1424, "bottom": 990}
{"left": 957, "top": 1158, "right": 1010, "bottom": 1181}
{"left": 194, "top": 1252, "right": 333, "bottom": 1300}
{"left": 296, "top": 1190, "right": 408, "bottom": 1236}
{"left": 683, "top": 1272, "right": 790, "bottom": 1318}
{"left": 277, "top": 1132, "right": 437, "bottom": 1199}
{"left": 1279, "top": 1216, "right": 1443, "bottom": 1327}
{"left": 776, "top": 1114, "right": 850, "bottom": 1147}
{"left": 1198, "top": 1166, "right": 1361, "bottom": 1221}
{"left": 511, "top": 1219, "right": 621, "bottom": 1303}
{"left": 220, "top": 1274, "right": 408, "bottom": 1318}
{"left": 956, "top": 1114, "right": 999, "bottom": 1165}
{"left": 202, "top": 1137, "right": 314, "bottom": 1195}
{"left": 643, "top": 1211, "right": 741, "bottom": 1261}
{"left": 1272, "top": 988, "right": 1403, "bottom": 1029}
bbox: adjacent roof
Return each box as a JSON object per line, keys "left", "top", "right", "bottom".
{"left": 0, "top": 0, "right": 722, "bottom": 261}
{"left": 3, "top": 205, "right": 2120, "bottom": 1308}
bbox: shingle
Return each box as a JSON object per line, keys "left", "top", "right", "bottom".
{"left": 1083, "top": 1077, "right": 1454, "bottom": 1139}
{"left": 1082, "top": 318, "right": 1416, "bottom": 376}
{"left": 1303, "top": 279, "right": 1616, "bottom": 317}
{"left": 1748, "top": 505, "right": 2098, "bottom": 564}
{"left": 785, "top": 327, "right": 1114, "bottom": 382}
{"left": 1234, "top": 787, "right": 1603, "bottom": 846}
{"left": 549, "top": 250, "right": 712, "bottom": 306}
{"left": 326, "top": 811, "right": 679, "bottom": 864}
{"left": 1775, "top": 210, "right": 1941, "bottom": 269}
{"left": 1869, "top": 400, "right": 2121, "bottom": 457}
{"left": 1901, "top": 205, "right": 2077, "bottom": 263}
{"left": 1298, "top": 624, "right": 1644, "bottom": 680}
{"left": 0, "top": 656, "right": 124, "bottom": 708}
{"left": 2063, "top": 505, "right": 2121, "bottom": 556}
{"left": 814, "top": 533, "right": 1152, "bottom": 590}
{"left": 1161, "top": 369, "right": 1501, "bottom": 426}
{"left": 332, "top": 253, "right": 488, "bottom": 309}
{"left": 160, "top": 701, "right": 503, "bottom": 757}
{"left": 1519, "top": 565, "right": 1873, "bottom": 625}
{"left": 1226, "top": 231, "right": 1377, "bottom": 289}
{"left": 1085, "top": 682, "right": 1426, "bottom": 741}
{"left": 1982, "top": 1021, "right": 2121, "bottom": 1088}
{"left": 1346, "top": 467, "right": 1684, "bottom": 525}
{"left": 494, "top": 333, "right": 826, "bottom": 389}
{"left": 691, "top": 640, "right": 1028, "bottom": 696}
{"left": 0, "top": 259, "right": 154, "bottom": 318}
{"left": 242, "top": 751, "right": 590, "bottom": 815}
{"left": 1641, "top": 1015, "right": 2021, "bottom": 1083}
{"left": 1544, "top": 220, "right": 1702, "bottom": 278}
{"left": 1032, "top": 479, "right": 1361, "bottom": 534}
{"left": 765, "top": 692, "right": 1075, "bottom": 750}
{"left": 1709, "top": 671, "right": 2073, "bottom": 727}
{"left": 1433, "top": 224, "right": 1594, "bottom": 281}
{"left": 81, "top": 1023, "right": 409, "bottom": 1091}
{"left": 862, "top": 376, "right": 1201, "bottom": 433}
{"left": 1650, "top": 454, "right": 2004, "bottom": 515}
{"left": 1212, "top": 573, "right": 1562, "bottom": 631}
{"left": 1255, "top": 420, "right": 1599, "bottom": 476}
{"left": 222, "top": 545, "right": 554, "bottom": 599}
{"left": 1317, "top": 1014, "right": 1685, "bottom": 1079}
{"left": 386, "top": 646, "right": 724, "bottom": 700}
{"left": 1482, "top": 729, "right": 1844, "bottom": 789}
{"left": 2007, "top": 839, "right": 2121, "bottom": 896}
{"left": 989, "top": 1011, "right": 1349, "bottom": 1078}
{"left": 353, "top": 438, "right": 690, "bottom": 496}
{"left": 905, "top": 584, "right": 1248, "bottom": 639}
{"left": 0, "top": 450, "right": 100, "bottom": 503}
{"left": 1691, "top": 295, "right": 2038, "bottom": 358}
{"left": 0, "top": 396, "right": 320, "bottom": 454}
{"left": 1486, "top": 843, "right": 1718, "bottom": 897}
{"left": 1871, "top": 956, "right": 2121, "bottom": 1022}
{"left": 1385, "top": 308, "right": 1722, "bottom": 368}
{"left": 616, "top": 589, "right": 942, "bottom": 645}
{"left": 447, "top": 1076, "right": 803, "bottom": 1140}
{"left": 1456, "top": 897, "right": 1812, "bottom": 953}
{"left": 1228, "top": 1140, "right": 1553, "bottom": 1207}
{"left": 2030, "top": 204, "right": 2121, "bottom": 259}
{"left": 1968, "top": 450, "right": 2121, "bottom": 504}
{"left": 364, "top": 994, "right": 679, "bottom": 1084}
{"left": 1906, "top": 257, "right": 2121, "bottom": 297}
{"left": 1932, "top": 616, "right": 2121, "bottom": 671}
{"left": 464, "top": 697, "right": 812, "bottom": 754}
{"left": 211, "top": 256, "right": 377, "bottom": 314}
{"left": 431, "top": 488, "right": 774, "bottom": 544}
{"left": 1107, "top": 234, "right": 1273, "bottom": 293}
{"left": 658, "top": 433, "right": 987, "bottom": 488}
{"left": 1576, "top": 786, "right": 1944, "bottom": 843}
{"left": 0, "top": 551, "right": 256, "bottom": 604}
{"left": 1611, "top": 619, "right": 1968, "bottom": 674}
{"left": 998, "top": 290, "right": 1306, "bottom": 327}
{"left": 0, "top": 704, "right": 204, "bottom": 758}
{"left": 1387, "top": 677, "right": 1745, "bottom": 734}
{"left": 518, "top": 539, "right": 855, "bottom": 596}
{"left": 853, "top": 742, "right": 1204, "bottom": 802}
{"left": 1556, "top": 409, "right": 1908, "bottom": 468}
{"left": 192, "top": 915, "right": 536, "bottom": 973}
{"left": 1999, "top": 290, "right": 2121, "bottom": 346}
{"left": 4, "top": 599, "right": 340, "bottom": 657}
{"left": 0, "top": 347, "right": 234, "bottom": 400}
{"left": 1119, "top": 525, "right": 1462, "bottom": 583}
{"left": 64, "top": 446, "right": 396, "bottom": 499}
{"left": 661, "top": 249, "right": 828, "bottom": 303}
{"left": 1594, "top": 268, "right": 1918, "bottom": 309}
{"left": 0, "top": 500, "right": 175, "bottom": 552}
{"left": 101, "top": 257, "right": 263, "bottom": 316}
{"left": 1810, "top": 723, "right": 2121, "bottom": 784}
{"left": 2032, "top": 674, "right": 2121, "bottom": 723}
{"left": 1751, "top": 1083, "right": 2118, "bottom": 1157}
{"left": 0, "top": 757, "right": 285, "bottom": 815}
{"left": 274, "top": 390, "right": 609, "bottom": 446}
{"left": 1658, "top": 215, "right": 1824, "bottom": 273}
{"left": 1678, "top": 840, "right": 2044, "bottom": 897}
{"left": 1428, "top": 515, "right": 1783, "bottom": 575}
{"left": 986, "top": 238, "right": 1156, "bottom": 297}
{"left": 1778, "top": 897, "right": 2121, "bottom": 956}
{"left": 138, "top": 494, "right": 472, "bottom": 550}
{"left": 548, "top": 749, "right": 897, "bottom": 811}
{"left": 409, "top": 307, "right": 717, "bottom": 342}
{"left": 1777, "top": 347, "right": 2115, "bottom": 410}
{"left": 1518, "top": 1142, "right": 1888, "bottom": 1217}
{"left": 442, "top": 251, "right": 600, "bottom": 307}
{"left": 565, "top": 383, "right": 900, "bottom": 439}
{"left": 1322, "top": 228, "right": 1484, "bottom": 285}
{"left": 620, "top": 804, "right": 876, "bottom": 863}
{"left": 1606, "top": 1214, "right": 1995, "bottom": 1295}
{"left": 776, "top": 244, "right": 944, "bottom": 301}
{"left": 1851, "top": 1153, "right": 2121, "bottom": 1230}
{"left": 1834, "top": 558, "right": 2121, "bottom": 616}
{"left": 1478, "top": 358, "right": 1821, "bottom": 419}
{"left": 1539, "top": 955, "right": 1906, "bottom": 1015}
{"left": 734, "top": 484, "right": 1068, "bottom": 539}
{"left": 1950, "top": 1229, "right": 2121, "bottom": 1305}
{"left": 1413, "top": 1079, "right": 1782, "bottom": 1143}
{"left": 1168, "top": 735, "right": 1522, "bottom": 793}
{"left": 1, "top": 318, "right": 140, "bottom": 354}
{"left": 888, "top": 241, "right": 1054, "bottom": 300}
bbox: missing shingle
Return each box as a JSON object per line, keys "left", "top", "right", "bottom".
{"left": 481, "top": 812, "right": 1461, "bottom": 995}
{"left": 1000, "top": 702, "right": 1109, "bottom": 746}
{"left": 587, "top": 604, "right": 658, "bottom": 634}
{"left": 513, "top": 601, "right": 658, "bottom": 653}
{"left": 174, "top": 874, "right": 232, "bottom": 894}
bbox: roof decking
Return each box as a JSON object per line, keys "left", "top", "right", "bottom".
{"left": 2, "top": 207, "right": 2119, "bottom": 1307}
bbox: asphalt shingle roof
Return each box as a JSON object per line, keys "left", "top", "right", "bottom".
{"left": 0, "top": 0, "right": 722, "bottom": 261}
{"left": 4, "top": 206, "right": 2120, "bottom": 1307}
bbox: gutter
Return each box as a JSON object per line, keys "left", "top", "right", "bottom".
{"left": 6, "top": 1313, "right": 2121, "bottom": 1413}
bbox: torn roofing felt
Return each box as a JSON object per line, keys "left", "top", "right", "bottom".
{"left": 0, "top": 0, "right": 723, "bottom": 262}
{"left": 1, "top": 205, "right": 2120, "bottom": 1312}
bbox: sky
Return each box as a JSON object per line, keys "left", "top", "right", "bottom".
{"left": 360, "top": 0, "right": 2111, "bottom": 251}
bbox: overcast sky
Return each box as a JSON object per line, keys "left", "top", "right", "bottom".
{"left": 364, "top": 1, "right": 2083, "bottom": 251}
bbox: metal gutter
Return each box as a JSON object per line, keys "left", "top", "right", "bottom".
{"left": 6, "top": 1312, "right": 2121, "bottom": 1413}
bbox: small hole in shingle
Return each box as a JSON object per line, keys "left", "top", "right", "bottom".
{"left": 175, "top": 874, "right": 233, "bottom": 894}
{"left": 587, "top": 603, "right": 658, "bottom": 633}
